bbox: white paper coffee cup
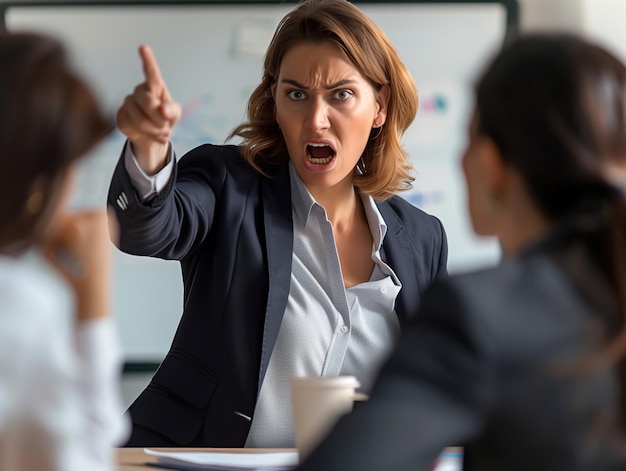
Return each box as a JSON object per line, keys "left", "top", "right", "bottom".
{"left": 291, "top": 375, "right": 361, "bottom": 461}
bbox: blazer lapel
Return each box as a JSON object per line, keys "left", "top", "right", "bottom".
{"left": 259, "top": 164, "right": 293, "bottom": 393}
{"left": 377, "top": 201, "right": 415, "bottom": 328}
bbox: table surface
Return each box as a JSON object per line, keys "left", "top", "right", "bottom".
{"left": 117, "top": 447, "right": 297, "bottom": 471}
{"left": 117, "top": 446, "right": 463, "bottom": 470}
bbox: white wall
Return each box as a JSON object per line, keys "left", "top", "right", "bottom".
{"left": 518, "top": 0, "right": 626, "bottom": 64}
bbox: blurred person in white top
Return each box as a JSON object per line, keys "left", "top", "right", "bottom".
{"left": 0, "top": 31, "right": 128, "bottom": 471}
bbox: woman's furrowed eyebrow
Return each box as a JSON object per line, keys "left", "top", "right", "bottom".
{"left": 280, "top": 78, "right": 358, "bottom": 89}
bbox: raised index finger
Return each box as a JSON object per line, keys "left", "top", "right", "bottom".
{"left": 139, "top": 44, "right": 166, "bottom": 94}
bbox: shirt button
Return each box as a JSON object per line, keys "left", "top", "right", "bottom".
{"left": 380, "top": 287, "right": 387, "bottom": 293}
{"left": 340, "top": 325, "right": 348, "bottom": 333}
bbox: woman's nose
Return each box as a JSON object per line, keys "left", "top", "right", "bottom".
{"left": 305, "top": 99, "right": 330, "bottom": 131}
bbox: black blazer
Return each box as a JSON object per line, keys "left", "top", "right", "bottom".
{"left": 298, "top": 230, "right": 626, "bottom": 471}
{"left": 108, "top": 143, "right": 448, "bottom": 447}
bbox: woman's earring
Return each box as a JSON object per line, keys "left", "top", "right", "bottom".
{"left": 357, "top": 157, "right": 367, "bottom": 175}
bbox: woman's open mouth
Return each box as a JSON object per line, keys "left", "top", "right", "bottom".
{"left": 306, "top": 143, "right": 336, "bottom": 165}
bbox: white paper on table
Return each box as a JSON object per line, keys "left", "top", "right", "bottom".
{"left": 434, "top": 448, "right": 463, "bottom": 471}
{"left": 143, "top": 449, "right": 298, "bottom": 470}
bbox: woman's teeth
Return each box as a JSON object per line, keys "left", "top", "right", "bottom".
{"left": 307, "top": 144, "right": 334, "bottom": 165}
{"left": 307, "top": 155, "right": 333, "bottom": 164}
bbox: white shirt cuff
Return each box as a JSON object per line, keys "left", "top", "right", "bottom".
{"left": 123, "top": 141, "right": 175, "bottom": 201}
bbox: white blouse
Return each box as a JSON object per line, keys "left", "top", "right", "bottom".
{"left": 0, "top": 251, "right": 128, "bottom": 471}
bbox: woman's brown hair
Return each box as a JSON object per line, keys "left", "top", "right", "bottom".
{"left": 230, "top": 0, "right": 418, "bottom": 201}
{"left": 0, "top": 32, "right": 111, "bottom": 254}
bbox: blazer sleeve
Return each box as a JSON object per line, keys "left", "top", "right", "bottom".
{"left": 107, "top": 142, "right": 229, "bottom": 260}
{"left": 297, "top": 278, "right": 496, "bottom": 471}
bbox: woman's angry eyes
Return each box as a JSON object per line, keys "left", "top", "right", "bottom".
{"left": 284, "top": 88, "right": 355, "bottom": 102}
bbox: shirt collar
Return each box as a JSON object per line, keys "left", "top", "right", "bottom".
{"left": 362, "top": 192, "right": 387, "bottom": 253}
{"left": 288, "top": 162, "right": 387, "bottom": 250}
{"left": 289, "top": 162, "right": 316, "bottom": 225}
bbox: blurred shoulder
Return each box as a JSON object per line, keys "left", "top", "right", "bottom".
{"left": 425, "top": 258, "right": 534, "bottom": 314}
{"left": 421, "top": 252, "right": 589, "bottom": 348}
{"left": 438, "top": 253, "right": 570, "bottom": 309}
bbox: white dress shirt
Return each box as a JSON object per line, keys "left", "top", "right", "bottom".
{"left": 245, "top": 164, "right": 401, "bottom": 447}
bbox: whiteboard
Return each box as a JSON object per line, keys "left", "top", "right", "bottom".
{"left": 2, "top": 1, "right": 516, "bottom": 364}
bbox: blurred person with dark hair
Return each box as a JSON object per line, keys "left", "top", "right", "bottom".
{"left": 298, "top": 33, "right": 626, "bottom": 471}
{"left": 0, "top": 31, "right": 127, "bottom": 471}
